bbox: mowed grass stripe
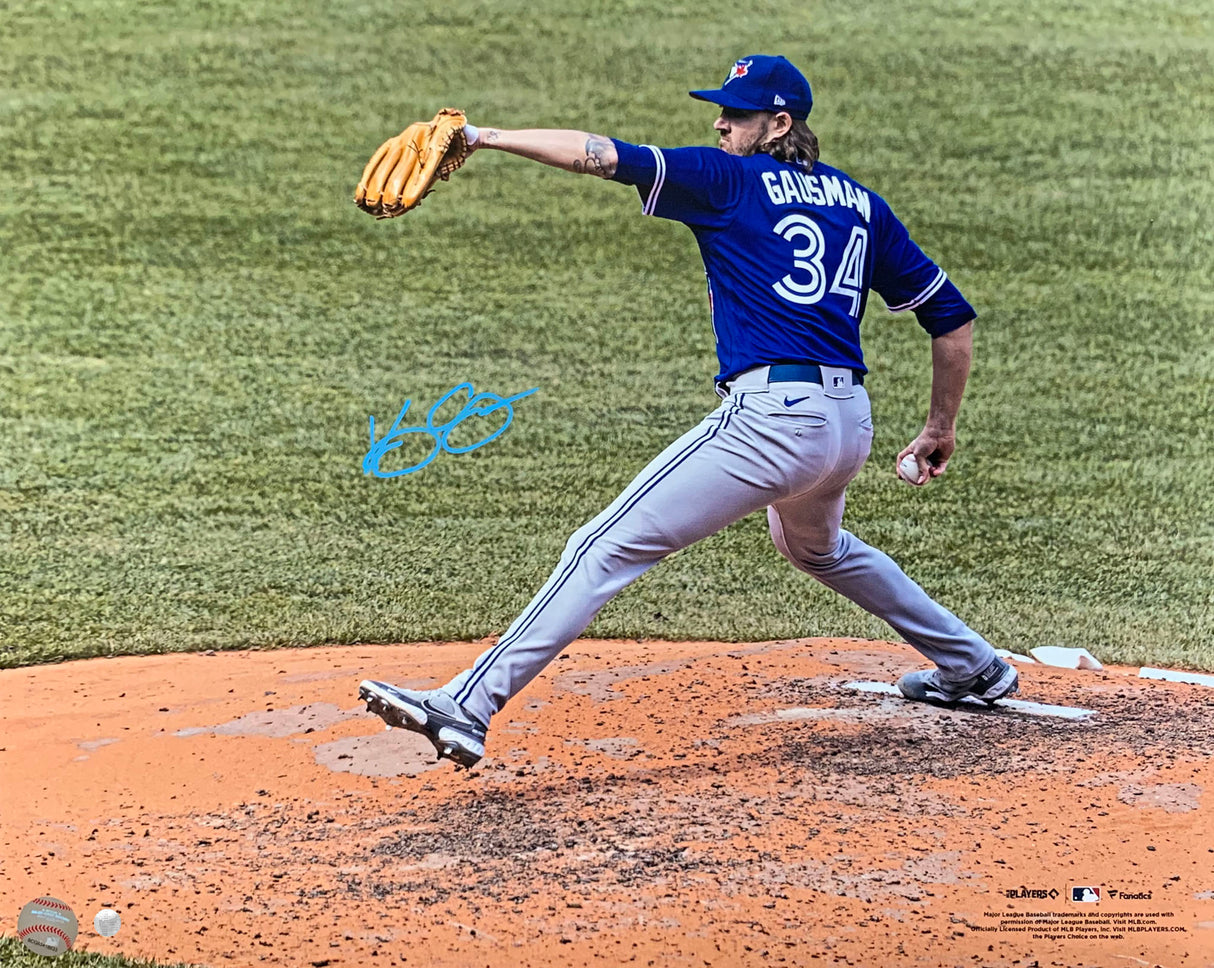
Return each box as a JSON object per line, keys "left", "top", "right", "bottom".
{"left": 1, "top": 0, "right": 1211, "bottom": 687}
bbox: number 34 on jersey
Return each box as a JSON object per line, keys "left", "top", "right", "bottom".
{"left": 771, "top": 214, "right": 869, "bottom": 318}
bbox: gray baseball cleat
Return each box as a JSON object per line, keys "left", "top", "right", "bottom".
{"left": 359, "top": 680, "right": 488, "bottom": 768}
{"left": 897, "top": 656, "right": 1019, "bottom": 708}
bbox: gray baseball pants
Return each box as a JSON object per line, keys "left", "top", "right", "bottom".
{"left": 445, "top": 365, "right": 997, "bottom": 726}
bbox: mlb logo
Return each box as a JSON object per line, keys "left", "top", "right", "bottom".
{"left": 832, "top": 375, "right": 845, "bottom": 388}
{"left": 1071, "top": 886, "right": 1101, "bottom": 902}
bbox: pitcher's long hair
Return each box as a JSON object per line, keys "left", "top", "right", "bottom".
{"left": 757, "top": 120, "right": 819, "bottom": 169}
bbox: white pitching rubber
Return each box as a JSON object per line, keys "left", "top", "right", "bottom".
{"left": 1138, "top": 667, "right": 1214, "bottom": 688}
{"left": 844, "top": 681, "right": 1096, "bottom": 720}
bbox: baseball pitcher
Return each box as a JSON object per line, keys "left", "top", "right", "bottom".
{"left": 357, "top": 55, "right": 1019, "bottom": 768}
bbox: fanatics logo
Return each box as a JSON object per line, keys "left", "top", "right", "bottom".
{"left": 726, "top": 59, "right": 752, "bottom": 84}
{"left": 1071, "top": 886, "right": 1101, "bottom": 903}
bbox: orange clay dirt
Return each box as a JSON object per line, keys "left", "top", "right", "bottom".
{"left": 1, "top": 637, "right": 1212, "bottom": 968}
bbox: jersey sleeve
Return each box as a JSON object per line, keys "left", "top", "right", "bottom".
{"left": 610, "top": 140, "right": 743, "bottom": 229}
{"left": 869, "top": 196, "right": 976, "bottom": 336}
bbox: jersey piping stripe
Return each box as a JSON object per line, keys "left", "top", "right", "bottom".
{"left": 885, "top": 268, "right": 947, "bottom": 313}
{"left": 454, "top": 394, "right": 747, "bottom": 708}
{"left": 641, "top": 145, "right": 666, "bottom": 216}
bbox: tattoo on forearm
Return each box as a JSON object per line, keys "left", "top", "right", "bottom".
{"left": 572, "top": 134, "right": 617, "bottom": 178}
{"left": 484, "top": 129, "right": 501, "bottom": 145}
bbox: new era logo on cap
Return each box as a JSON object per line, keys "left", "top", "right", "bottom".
{"left": 773, "top": 94, "right": 785, "bottom": 106}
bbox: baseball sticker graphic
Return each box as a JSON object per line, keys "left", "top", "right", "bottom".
{"left": 94, "top": 907, "right": 122, "bottom": 937}
{"left": 17, "top": 896, "right": 78, "bottom": 957}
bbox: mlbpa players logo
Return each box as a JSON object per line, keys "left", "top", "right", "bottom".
{"left": 1071, "top": 886, "right": 1101, "bottom": 902}
{"left": 725, "top": 59, "right": 752, "bottom": 83}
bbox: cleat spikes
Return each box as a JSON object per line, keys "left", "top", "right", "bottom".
{"left": 357, "top": 680, "right": 487, "bottom": 769}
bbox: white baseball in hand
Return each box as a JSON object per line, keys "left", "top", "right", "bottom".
{"left": 898, "top": 454, "right": 923, "bottom": 485}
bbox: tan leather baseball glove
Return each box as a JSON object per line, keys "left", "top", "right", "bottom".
{"left": 354, "top": 108, "right": 469, "bottom": 218}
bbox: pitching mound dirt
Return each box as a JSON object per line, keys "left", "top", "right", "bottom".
{"left": 2, "top": 638, "right": 1211, "bottom": 967}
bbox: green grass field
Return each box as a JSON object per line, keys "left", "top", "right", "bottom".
{"left": 2, "top": 1, "right": 1212, "bottom": 965}
{"left": 2, "top": 0, "right": 1212, "bottom": 690}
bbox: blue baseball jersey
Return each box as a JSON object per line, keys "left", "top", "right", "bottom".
{"left": 610, "top": 140, "right": 976, "bottom": 382}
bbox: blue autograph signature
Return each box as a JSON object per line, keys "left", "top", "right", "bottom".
{"left": 362, "top": 382, "right": 539, "bottom": 478}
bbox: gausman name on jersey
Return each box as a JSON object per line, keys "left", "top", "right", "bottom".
{"left": 760, "top": 170, "right": 871, "bottom": 222}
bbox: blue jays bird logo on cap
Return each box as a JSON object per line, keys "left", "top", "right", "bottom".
{"left": 690, "top": 54, "right": 814, "bottom": 121}
{"left": 725, "top": 59, "right": 752, "bottom": 84}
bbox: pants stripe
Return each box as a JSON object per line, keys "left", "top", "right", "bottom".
{"left": 453, "top": 395, "right": 746, "bottom": 706}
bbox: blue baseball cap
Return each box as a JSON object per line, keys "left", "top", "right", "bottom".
{"left": 690, "top": 54, "right": 813, "bottom": 120}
